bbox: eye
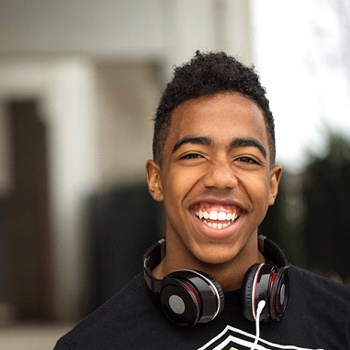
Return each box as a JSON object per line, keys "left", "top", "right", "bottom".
{"left": 236, "top": 156, "right": 258, "bottom": 164}
{"left": 180, "top": 153, "right": 204, "bottom": 160}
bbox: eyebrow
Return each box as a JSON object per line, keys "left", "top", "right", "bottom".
{"left": 230, "top": 137, "right": 267, "bottom": 158}
{"left": 172, "top": 135, "right": 267, "bottom": 159}
{"left": 172, "top": 136, "right": 212, "bottom": 153}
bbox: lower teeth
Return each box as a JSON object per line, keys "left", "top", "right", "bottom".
{"left": 202, "top": 220, "right": 232, "bottom": 230}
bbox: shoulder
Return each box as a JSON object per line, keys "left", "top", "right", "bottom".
{"left": 289, "top": 265, "right": 350, "bottom": 300}
{"left": 287, "top": 265, "right": 350, "bottom": 319}
{"left": 54, "top": 273, "right": 154, "bottom": 349}
{"left": 275, "top": 265, "right": 350, "bottom": 347}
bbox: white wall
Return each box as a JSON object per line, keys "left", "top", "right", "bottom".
{"left": 0, "top": 0, "right": 253, "bottom": 71}
{"left": 0, "top": 0, "right": 164, "bottom": 59}
{"left": 44, "top": 59, "right": 100, "bottom": 320}
{"left": 95, "top": 62, "right": 159, "bottom": 187}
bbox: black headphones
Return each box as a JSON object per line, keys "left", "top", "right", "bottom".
{"left": 143, "top": 235, "right": 289, "bottom": 327}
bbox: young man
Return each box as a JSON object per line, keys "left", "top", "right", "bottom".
{"left": 55, "top": 52, "right": 350, "bottom": 349}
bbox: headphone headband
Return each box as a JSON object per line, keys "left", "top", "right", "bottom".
{"left": 143, "top": 237, "right": 166, "bottom": 293}
{"left": 258, "top": 234, "right": 289, "bottom": 267}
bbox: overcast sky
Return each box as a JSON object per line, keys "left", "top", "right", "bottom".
{"left": 252, "top": 0, "right": 350, "bottom": 172}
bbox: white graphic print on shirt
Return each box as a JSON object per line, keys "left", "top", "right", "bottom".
{"left": 197, "top": 325, "right": 323, "bottom": 350}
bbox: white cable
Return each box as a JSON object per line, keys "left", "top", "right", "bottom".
{"left": 250, "top": 300, "right": 266, "bottom": 350}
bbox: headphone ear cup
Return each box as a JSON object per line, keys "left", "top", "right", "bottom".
{"left": 242, "top": 264, "right": 260, "bottom": 322}
{"left": 199, "top": 271, "right": 225, "bottom": 315}
{"left": 269, "top": 266, "right": 289, "bottom": 321}
{"left": 242, "top": 263, "right": 278, "bottom": 322}
{"left": 160, "top": 270, "right": 224, "bottom": 327}
{"left": 160, "top": 275, "right": 201, "bottom": 327}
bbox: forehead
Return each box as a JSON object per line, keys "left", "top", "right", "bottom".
{"left": 167, "top": 93, "right": 268, "bottom": 149}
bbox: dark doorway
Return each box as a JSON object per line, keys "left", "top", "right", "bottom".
{"left": 5, "top": 99, "right": 53, "bottom": 321}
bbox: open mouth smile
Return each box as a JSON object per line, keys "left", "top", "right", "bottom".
{"left": 192, "top": 204, "right": 241, "bottom": 231}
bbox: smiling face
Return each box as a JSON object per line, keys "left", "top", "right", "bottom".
{"left": 146, "top": 93, "right": 281, "bottom": 285}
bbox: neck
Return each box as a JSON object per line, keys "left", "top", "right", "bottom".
{"left": 152, "top": 235, "right": 265, "bottom": 291}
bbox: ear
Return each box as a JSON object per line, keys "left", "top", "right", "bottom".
{"left": 146, "top": 160, "right": 164, "bottom": 202}
{"left": 268, "top": 164, "right": 282, "bottom": 206}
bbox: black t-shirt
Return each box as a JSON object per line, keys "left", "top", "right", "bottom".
{"left": 54, "top": 266, "right": 350, "bottom": 349}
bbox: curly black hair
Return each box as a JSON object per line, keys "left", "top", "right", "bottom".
{"left": 153, "top": 51, "right": 276, "bottom": 164}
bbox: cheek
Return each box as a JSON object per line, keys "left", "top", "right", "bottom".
{"left": 246, "top": 178, "right": 272, "bottom": 224}
{"left": 160, "top": 171, "right": 183, "bottom": 204}
{"left": 245, "top": 176, "right": 272, "bottom": 204}
{"left": 162, "top": 168, "right": 198, "bottom": 195}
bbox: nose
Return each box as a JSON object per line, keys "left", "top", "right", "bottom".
{"left": 202, "top": 161, "right": 238, "bottom": 190}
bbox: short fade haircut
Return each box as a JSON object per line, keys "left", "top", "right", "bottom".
{"left": 152, "top": 51, "right": 276, "bottom": 165}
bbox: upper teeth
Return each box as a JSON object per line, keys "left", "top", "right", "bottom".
{"left": 196, "top": 210, "right": 237, "bottom": 222}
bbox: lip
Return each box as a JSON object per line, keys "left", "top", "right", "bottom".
{"left": 189, "top": 197, "right": 247, "bottom": 214}
{"left": 190, "top": 196, "right": 246, "bottom": 208}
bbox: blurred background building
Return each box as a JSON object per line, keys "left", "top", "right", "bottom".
{"left": 0, "top": 3, "right": 349, "bottom": 345}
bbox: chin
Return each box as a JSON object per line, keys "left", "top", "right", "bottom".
{"left": 192, "top": 247, "right": 237, "bottom": 267}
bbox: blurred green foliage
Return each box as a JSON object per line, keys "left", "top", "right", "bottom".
{"left": 260, "top": 131, "right": 350, "bottom": 282}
